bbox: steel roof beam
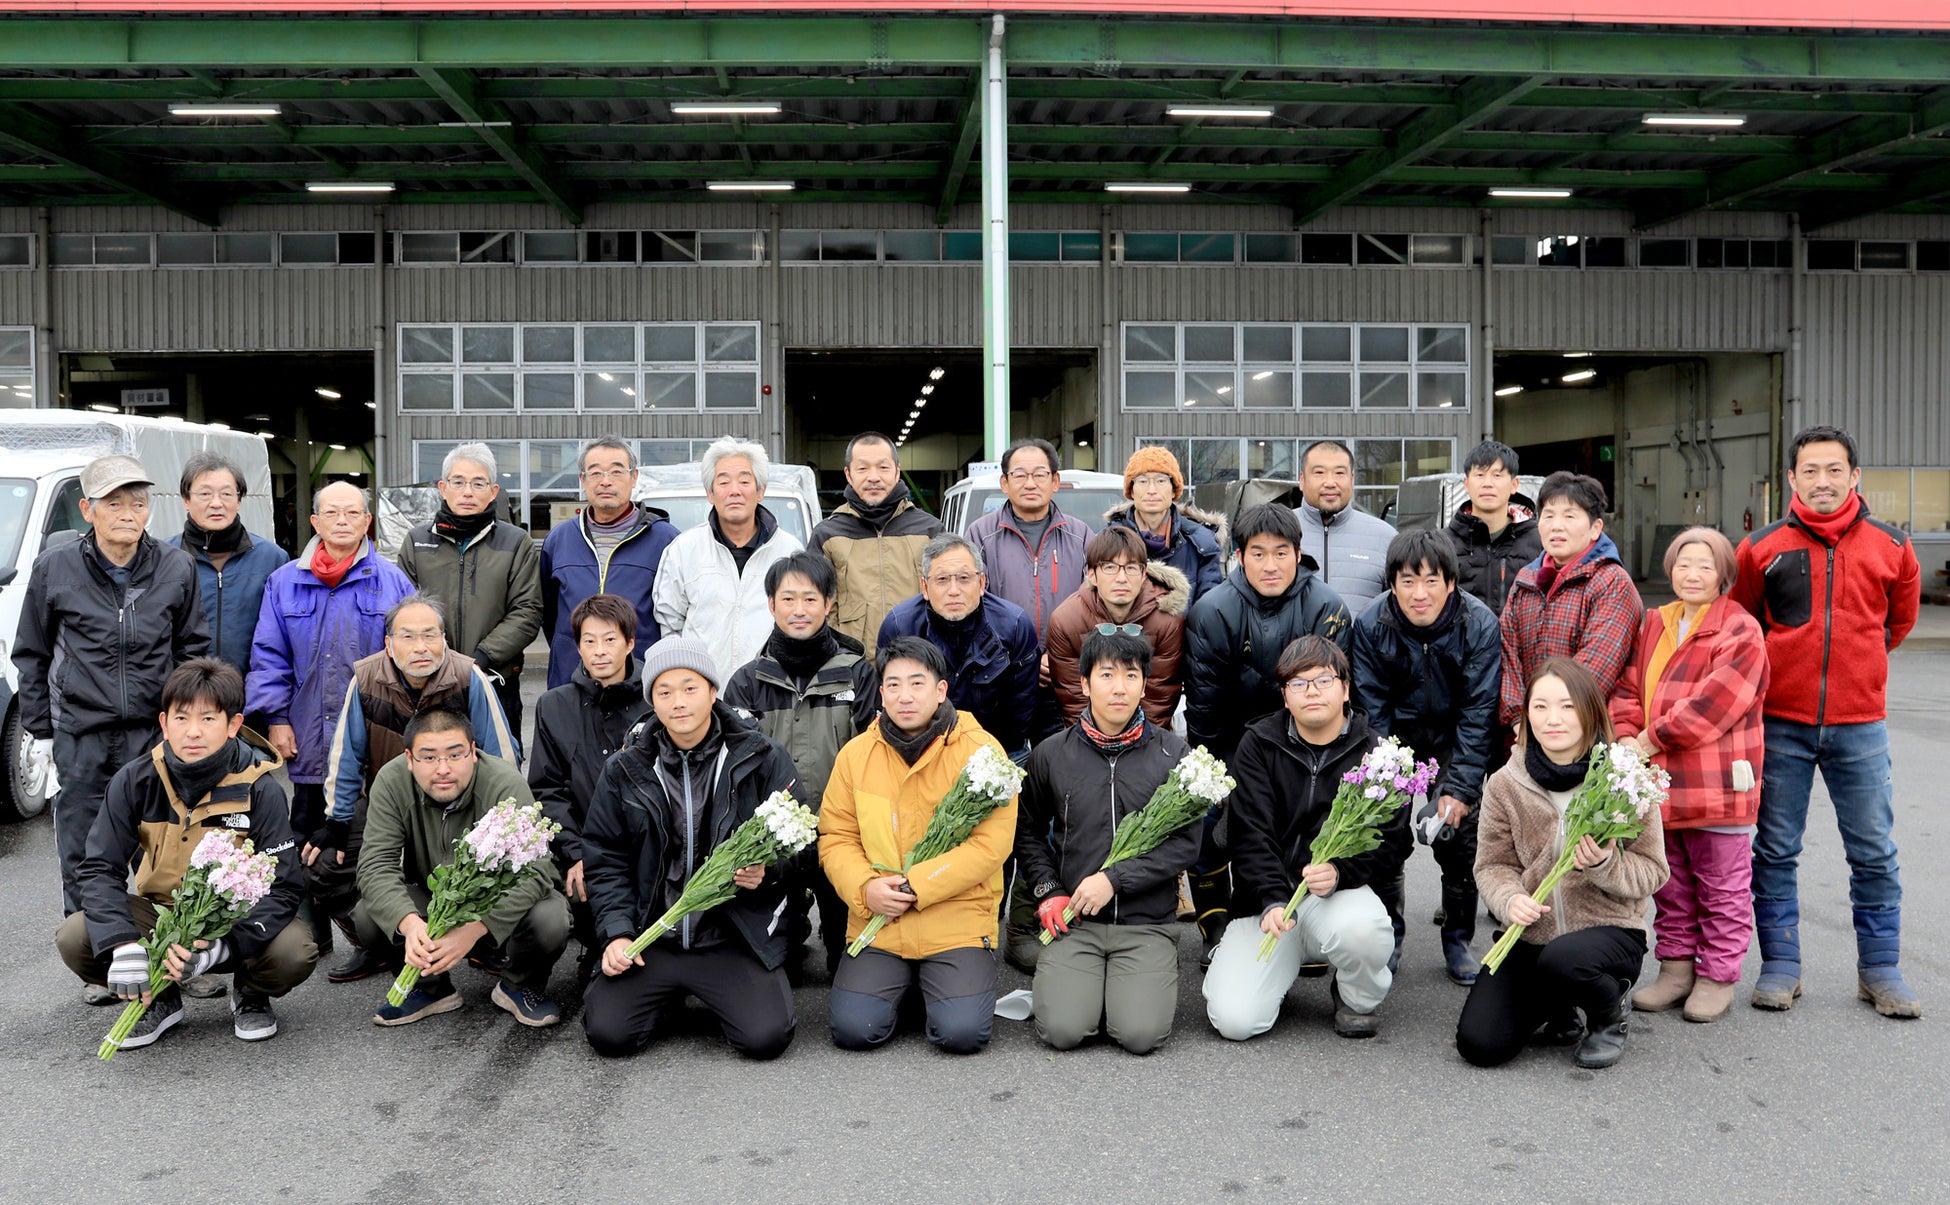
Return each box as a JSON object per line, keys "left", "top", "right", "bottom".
{"left": 935, "top": 72, "right": 982, "bottom": 225}
{"left": 1802, "top": 160, "right": 1950, "bottom": 229}
{"left": 0, "top": 101, "right": 215, "bottom": 224}
{"left": 415, "top": 66, "right": 580, "bottom": 224}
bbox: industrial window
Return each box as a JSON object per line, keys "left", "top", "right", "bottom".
{"left": 397, "top": 321, "right": 761, "bottom": 415}
{"left": 0, "top": 325, "right": 34, "bottom": 406}
{"left": 1859, "top": 241, "right": 1910, "bottom": 271}
{"left": 1806, "top": 240, "right": 1856, "bottom": 271}
{"left": 1135, "top": 436, "right": 1455, "bottom": 516}
{"left": 1861, "top": 468, "right": 1950, "bottom": 536}
{"left": 1120, "top": 322, "right": 1468, "bottom": 413}
{"left": 1639, "top": 238, "right": 1691, "bottom": 268}
{"left": 279, "top": 233, "right": 376, "bottom": 266}
{"left": 1919, "top": 241, "right": 1950, "bottom": 272}
{"left": 396, "top": 232, "right": 515, "bottom": 265}
{"left": 522, "top": 232, "right": 579, "bottom": 263}
{"left": 50, "top": 233, "right": 153, "bottom": 268}
{"left": 412, "top": 437, "right": 727, "bottom": 535}
{"left": 642, "top": 232, "right": 700, "bottom": 263}
{"left": 0, "top": 235, "right": 30, "bottom": 268}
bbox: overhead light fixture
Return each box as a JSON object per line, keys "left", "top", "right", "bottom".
{"left": 1563, "top": 351, "right": 1593, "bottom": 359}
{"left": 256, "top": 430, "right": 276, "bottom": 440}
{"left": 436, "top": 120, "right": 513, "bottom": 128}
{"left": 1215, "top": 385, "right": 1232, "bottom": 395}
{"left": 364, "top": 401, "right": 377, "bottom": 410}
{"left": 1488, "top": 187, "right": 1573, "bottom": 199}
{"left": 915, "top": 399, "right": 927, "bottom": 408}
{"left": 244, "top": 413, "right": 270, "bottom": 422}
{"left": 1494, "top": 384, "right": 1525, "bottom": 397}
{"left": 205, "top": 421, "right": 230, "bottom": 430}
{"left": 1106, "top": 182, "right": 1192, "bottom": 193}
{"left": 1165, "top": 105, "right": 1275, "bottom": 119}
{"left": 327, "top": 443, "right": 346, "bottom": 451}
{"left": 929, "top": 367, "right": 945, "bottom": 381}
{"left": 315, "top": 387, "right": 341, "bottom": 399}
{"left": 88, "top": 403, "right": 119, "bottom": 413}
{"left": 306, "top": 181, "right": 395, "bottom": 193}
{"left": 1437, "top": 400, "right": 1454, "bottom": 408}
{"left": 1077, "top": 439, "right": 1089, "bottom": 448}
{"left": 621, "top": 387, "right": 636, "bottom": 397}
{"left": 672, "top": 102, "right": 783, "bottom": 116}
{"left": 597, "top": 372, "right": 613, "bottom": 382}
{"left": 908, "top": 409, "right": 920, "bottom": 420}
{"left": 1642, "top": 113, "right": 1747, "bottom": 128}
{"left": 920, "top": 385, "right": 934, "bottom": 396}
{"left": 706, "top": 180, "right": 795, "bottom": 191}
{"left": 1252, "top": 371, "right": 1274, "bottom": 381}
{"left": 1562, "top": 369, "right": 1598, "bottom": 383}
{"left": 169, "top": 103, "right": 282, "bottom": 118}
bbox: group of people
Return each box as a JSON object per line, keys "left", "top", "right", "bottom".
{"left": 17, "top": 419, "right": 1919, "bottom": 1068}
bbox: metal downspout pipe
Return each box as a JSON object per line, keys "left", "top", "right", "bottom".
{"left": 1480, "top": 209, "right": 1495, "bottom": 441}
{"left": 980, "top": 13, "right": 1010, "bottom": 461}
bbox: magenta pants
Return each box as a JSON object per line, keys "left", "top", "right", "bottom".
{"left": 1652, "top": 828, "right": 1755, "bottom": 984}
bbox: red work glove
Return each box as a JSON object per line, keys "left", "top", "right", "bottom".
{"left": 1037, "top": 895, "right": 1074, "bottom": 938}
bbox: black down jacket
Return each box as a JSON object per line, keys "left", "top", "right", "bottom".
{"left": 1348, "top": 590, "right": 1504, "bottom": 807}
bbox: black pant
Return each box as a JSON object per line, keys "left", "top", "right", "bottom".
{"left": 786, "top": 850, "right": 848, "bottom": 974}
{"left": 582, "top": 944, "right": 795, "bottom": 1060}
{"left": 52, "top": 724, "right": 158, "bottom": 915}
{"left": 491, "top": 669, "right": 524, "bottom": 756}
{"left": 351, "top": 882, "right": 569, "bottom": 992}
{"left": 830, "top": 945, "right": 996, "bottom": 1055}
{"left": 1455, "top": 925, "right": 1647, "bottom": 1068}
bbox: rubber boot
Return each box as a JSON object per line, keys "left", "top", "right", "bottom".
{"left": 1439, "top": 883, "right": 1479, "bottom": 985}
{"left": 1574, "top": 980, "right": 1631, "bottom": 1070}
{"left": 1631, "top": 959, "right": 1696, "bottom": 1013}
{"left": 1853, "top": 907, "right": 1923, "bottom": 1019}
{"left": 1750, "top": 896, "right": 1802, "bottom": 1011}
{"left": 1188, "top": 865, "right": 1232, "bottom": 971}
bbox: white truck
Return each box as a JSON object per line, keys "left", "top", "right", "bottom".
{"left": 941, "top": 468, "right": 1130, "bottom": 536}
{"left": 0, "top": 412, "right": 274, "bottom": 822}
{"left": 632, "top": 461, "right": 823, "bottom": 543}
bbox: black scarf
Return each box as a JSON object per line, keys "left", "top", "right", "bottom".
{"left": 1388, "top": 589, "right": 1461, "bottom": 638}
{"left": 844, "top": 482, "right": 910, "bottom": 531}
{"left": 433, "top": 501, "right": 495, "bottom": 545}
{"left": 880, "top": 701, "right": 958, "bottom": 767}
{"left": 180, "top": 514, "right": 246, "bottom": 557}
{"left": 1525, "top": 739, "right": 1592, "bottom": 793}
{"left": 164, "top": 739, "right": 239, "bottom": 808}
{"left": 930, "top": 606, "right": 982, "bottom": 664}
{"left": 767, "top": 625, "right": 840, "bottom": 687}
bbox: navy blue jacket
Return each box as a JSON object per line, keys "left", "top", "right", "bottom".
{"left": 1104, "top": 500, "right": 1226, "bottom": 604}
{"left": 876, "top": 592, "right": 1041, "bottom": 752}
{"left": 539, "top": 504, "right": 679, "bottom": 689}
{"left": 167, "top": 528, "right": 287, "bottom": 676}
{"left": 1348, "top": 590, "right": 1504, "bottom": 807}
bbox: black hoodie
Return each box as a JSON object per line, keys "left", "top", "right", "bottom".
{"left": 1183, "top": 563, "right": 1352, "bottom": 759}
{"left": 527, "top": 657, "right": 652, "bottom": 865}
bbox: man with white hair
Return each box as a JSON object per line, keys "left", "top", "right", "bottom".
{"left": 396, "top": 442, "right": 542, "bottom": 745}
{"left": 651, "top": 438, "right": 803, "bottom": 678}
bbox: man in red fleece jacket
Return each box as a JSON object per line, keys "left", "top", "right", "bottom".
{"left": 1731, "top": 425, "right": 1921, "bottom": 1020}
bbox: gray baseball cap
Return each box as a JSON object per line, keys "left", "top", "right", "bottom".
{"left": 80, "top": 454, "right": 154, "bottom": 500}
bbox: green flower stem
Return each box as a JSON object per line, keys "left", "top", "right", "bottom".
{"left": 1479, "top": 851, "right": 1578, "bottom": 975}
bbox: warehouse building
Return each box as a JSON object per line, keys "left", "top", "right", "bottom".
{"left": 1, "top": 6, "right": 1948, "bottom": 571}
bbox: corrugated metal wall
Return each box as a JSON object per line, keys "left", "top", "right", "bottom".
{"left": 3, "top": 202, "right": 1948, "bottom": 478}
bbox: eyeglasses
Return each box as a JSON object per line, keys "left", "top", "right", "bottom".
{"left": 1093, "top": 623, "right": 1142, "bottom": 636}
{"left": 188, "top": 488, "right": 239, "bottom": 504}
{"left": 410, "top": 748, "right": 474, "bottom": 766}
{"left": 1094, "top": 562, "right": 1146, "bottom": 579}
{"left": 1130, "top": 474, "right": 1175, "bottom": 490}
{"left": 390, "top": 628, "right": 444, "bottom": 646}
{"left": 1005, "top": 469, "right": 1053, "bottom": 484}
{"left": 927, "top": 573, "right": 979, "bottom": 589}
{"left": 444, "top": 476, "right": 493, "bottom": 492}
{"left": 581, "top": 466, "right": 634, "bottom": 483}
{"left": 1284, "top": 673, "right": 1341, "bottom": 694}
{"left": 316, "top": 507, "right": 366, "bottom": 521}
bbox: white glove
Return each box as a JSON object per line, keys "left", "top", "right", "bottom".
{"left": 24, "top": 738, "right": 57, "bottom": 798}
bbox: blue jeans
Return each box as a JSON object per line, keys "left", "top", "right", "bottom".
{"left": 1752, "top": 718, "right": 1901, "bottom": 913}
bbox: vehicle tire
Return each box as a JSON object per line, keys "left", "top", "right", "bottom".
{"left": 0, "top": 701, "right": 50, "bottom": 823}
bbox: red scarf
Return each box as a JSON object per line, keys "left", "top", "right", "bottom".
{"left": 1080, "top": 710, "right": 1148, "bottom": 754}
{"left": 310, "top": 540, "right": 360, "bottom": 589}
{"left": 1790, "top": 491, "right": 1863, "bottom": 545}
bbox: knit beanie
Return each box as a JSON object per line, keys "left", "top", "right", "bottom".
{"left": 640, "top": 634, "right": 721, "bottom": 701}
{"left": 1123, "top": 446, "right": 1184, "bottom": 499}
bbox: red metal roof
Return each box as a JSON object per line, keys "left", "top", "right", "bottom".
{"left": 0, "top": 1, "right": 1945, "bottom": 31}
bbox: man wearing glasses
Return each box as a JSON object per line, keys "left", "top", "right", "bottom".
{"left": 353, "top": 710, "right": 568, "bottom": 1028}
{"left": 965, "top": 438, "right": 1089, "bottom": 650}
{"left": 396, "top": 442, "right": 542, "bottom": 746}
{"left": 539, "top": 435, "right": 678, "bottom": 689}
{"left": 1044, "top": 525, "right": 1190, "bottom": 729}
{"left": 166, "top": 451, "right": 286, "bottom": 678}
{"left": 314, "top": 595, "right": 518, "bottom": 983}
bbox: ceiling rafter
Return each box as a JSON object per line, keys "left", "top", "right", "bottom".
{"left": 0, "top": 101, "right": 215, "bottom": 224}
{"left": 414, "top": 66, "right": 581, "bottom": 224}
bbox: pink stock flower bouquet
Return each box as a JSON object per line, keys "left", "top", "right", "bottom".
{"left": 385, "top": 799, "right": 560, "bottom": 1006}
{"left": 99, "top": 831, "right": 278, "bottom": 1061}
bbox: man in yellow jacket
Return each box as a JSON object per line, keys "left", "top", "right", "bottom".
{"left": 818, "top": 635, "right": 1017, "bottom": 1054}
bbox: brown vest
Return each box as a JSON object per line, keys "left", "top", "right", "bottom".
{"left": 349, "top": 648, "right": 476, "bottom": 788}
{"left": 132, "top": 730, "right": 283, "bottom": 901}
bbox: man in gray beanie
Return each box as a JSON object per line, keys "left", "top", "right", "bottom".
{"left": 578, "top": 634, "right": 804, "bottom": 1059}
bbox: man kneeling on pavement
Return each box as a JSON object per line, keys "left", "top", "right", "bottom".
{"left": 351, "top": 709, "right": 570, "bottom": 1028}
{"left": 57, "top": 658, "right": 316, "bottom": 1049}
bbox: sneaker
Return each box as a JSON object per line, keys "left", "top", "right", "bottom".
{"left": 115, "top": 988, "right": 184, "bottom": 1051}
{"left": 1296, "top": 962, "right": 1331, "bottom": 979}
{"left": 328, "top": 944, "right": 390, "bottom": 984}
{"left": 1329, "top": 980, "right": 1379, "bottom": 1039}
{"left": 373, "top": 976, "right": 461, "bottom": 1026}
{"left": 491, "top": 980, "right": 562, "bottom": 1028}
{"left": 181, "top": 974, "right": 228, "bottom": 1000}
{"left": 230, "top": 988, "right": 279, "bottom": 1041}
{"left": 467, "top": 945, "right": 506, "bottom": 976}
{"left": 82, "top": 982, "right": 117, "bottom": 1006}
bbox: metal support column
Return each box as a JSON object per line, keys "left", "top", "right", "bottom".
{"left": 1480, "top": 209, "right": 1496, "bottom": 442}
{"left": 980, "top": 13, "right": 1010, "bottom": 461}
{"left": 371, "top": 204, "right": 388, "bottom": 494}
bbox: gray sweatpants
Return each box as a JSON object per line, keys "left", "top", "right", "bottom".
{"left": 1032, "top": 921, "right": 1179, "bottom": 1054}
{"left": 1203, "top": 885, "right": 1394, "bottom": 1041}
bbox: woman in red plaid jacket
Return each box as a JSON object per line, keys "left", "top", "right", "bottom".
{"left": 1608, "top": 526, "right": 1769, "bottom": 1025}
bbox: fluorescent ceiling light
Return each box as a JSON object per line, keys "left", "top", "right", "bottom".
{"left": 1166, "top": 106, "right": 1275, "bottom": 119}
{"left": 327, "top": 443, "right": 347, "bottom": 451}
{"left": 621, "top": 387, "right": 636, "bottom": 397}
{"left": 671, "top": 102, "right": 783, "bottom": 116}
{"left": 1494, "top": 384, "right": 1525, "bottom": 397}
{"left": 1563, "top": 351, "right": 1593, "bottom": 359}
{"left": 908, "top": 409, "right": 920, "bottom": 419}
{"left": 1562, "top": 369, "right": 1598, "bottom": 383}
{"left": 1488, "top": 187, "right": 1573, "bottom": 199}
{"left": 205, "top": 421, "right": 229, "bottom": 430}
{"left": 1437, "top": 400, "right": 1454, "bottom": 408}
{"left": 920, "top": 384, "right": 934, "bottom": 396}
{"left": 1216, "top": 385, "right": 1232, "bottom": 395}
{"left": 256, "top": 430, "right": 276, "bottom": 439}
{"left": 915, "top": 398, "right": 927, "bottom": 408}
{"left": 88, "top": 403, "right": 119, "bottom": 413}
{"left": 364, "top": 401, "right": 376, "bottom": 410}
{"left": 929, "top": 367, "right": 945, "bottom": 380}
{"left": 306, "top": 181, "right": 394, "bottom": 193}
{"left": 1252, "top": 371, "right": 1274, "bottom": 381}
{"left": 1642, "top": 113, "right": 1746, "bottom": 128}
{"left": 706, "top": 180, "right": 795, "bottom": 191}
{"left": 315, "top": 387, "right": 341, "bottom": 399}
{"left": 169, "top": 103, "right": 281, "bottom": 118}
{"left": 1106, "top": 182, "right": 1191, "bottom": 193}
{"left": 437, "top": 120, "right": 512, "bottom": 128}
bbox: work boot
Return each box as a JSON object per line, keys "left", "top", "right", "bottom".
{"left": 1574, "top": 982, "right": 1631, "bottom": 1070}
{"left": 329, "top": 943, "right": 390, "bottom": 984}
{"left": 1631, "top": 959, "right": 1696, "bottom": 1012}
{"left": 1329, "top": 979, "right": 1379, "bottom": 1039}
{"left": 1003, "top": 878, "right": 1043, "bottom": 974}
{"left": 1441, "top": 930, "right": 1479, "bottom": 986}
{"left": 1188, "top": 865, "right": 1232, "bottom": 971}
{"left": 1175, "top": 874, "right": 1196, "bottom": 923}
{"left": 1682, "top": 978, "right": 1736, "bottom": 1023}
{"left": 1854, "top": 907, "right": 1923, "bottom": 1019}
{"left": 1750, "top": 896, "right": 1802, "bottom": 1011}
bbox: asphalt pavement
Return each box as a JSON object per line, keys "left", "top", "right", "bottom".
{"left": 3, "top": 649, "right": 1947, "bottom": 1203}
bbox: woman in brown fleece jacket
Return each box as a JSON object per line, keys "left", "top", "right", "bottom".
{"left": 1456, "top": 657, "right": 1669, "bottom": 1071}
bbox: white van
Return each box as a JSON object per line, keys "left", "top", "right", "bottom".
{"left": 941, "top": 468, "right": 1130, "bottom": 536}
{"left": 0, "top": 411, "right": 273, "bottom": 821}
{"left": 632, "top": 461, "right": 823, "bottom": 544}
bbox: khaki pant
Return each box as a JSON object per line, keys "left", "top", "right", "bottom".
{"left": 56, "top": 894, "right": 319, "bottom": 997}
{"left": 1032, "top": 921, "right": 1179, "bottom": 1055}
{"left": 1203, "top": 885, "right": 1393, "bottom": 1042}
